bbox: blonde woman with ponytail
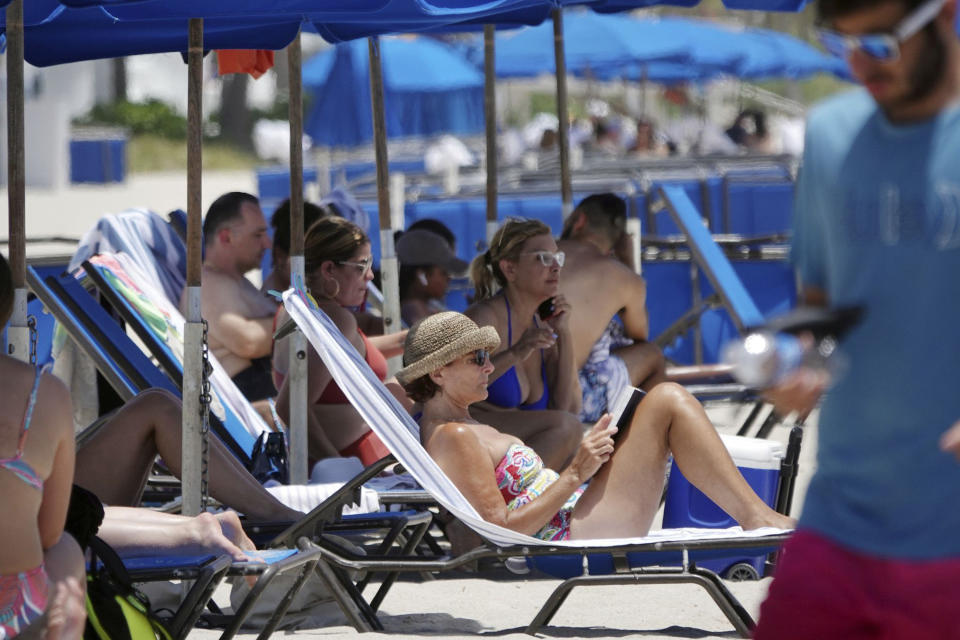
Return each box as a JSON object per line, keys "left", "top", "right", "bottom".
{"left": 273, "top": 217, "right": 410, "bottom": 466}
{"left": 464, "top": 219, "right": 583, "bottom": 470}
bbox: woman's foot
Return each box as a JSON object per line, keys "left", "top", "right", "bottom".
{"left": 739, "top": 507, "right": 796, "bottom": 531}
{"left": 214, "top": 511, "right": 257, "bottom": 553}
{"left": 189, "top": 512, "right": 252, "bottom": 562}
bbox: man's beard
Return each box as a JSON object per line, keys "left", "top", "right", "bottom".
{"left": 897, "top": 25, "right": 947, "bottom": 107}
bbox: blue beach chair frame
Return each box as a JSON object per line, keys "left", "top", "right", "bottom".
{"left": 29, "top": 263, "right": 437, "bottom": 618}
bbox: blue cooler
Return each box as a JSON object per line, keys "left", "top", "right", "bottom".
{"left": 662, "top": 434, "right": 784, "bottom": 579}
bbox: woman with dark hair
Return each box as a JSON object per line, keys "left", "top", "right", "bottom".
{"left": 398, "top": 312, "right": 793, "bottom": 541}
{"left": 0, "top": 253, "right": 86, "bottom": 639}
{"left": 397, "top": 229, "right": 467, "bottom": 327}
{"left": 273, "top": 217, "right": 408, "bottom": 465}
{"left": 261, "top": 198, "right": 329, "bottom": 294}
{"left": 464, "top": 219, "right": 582, "bottom": 469}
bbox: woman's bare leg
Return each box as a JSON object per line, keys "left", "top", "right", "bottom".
{"left": 76, "top": 389, "right": 302, "bottom": 522}
{"left": 469, "top": 405, "right": 583, "bottom": 470}
{"left": 570, "top": 383, "right": 793, "bottom": 539}
{"left": 42, "top": 533, "right": 86, "bottom": 640}
{"left": 98, "top": 507, "right": 253, "bottom": 562}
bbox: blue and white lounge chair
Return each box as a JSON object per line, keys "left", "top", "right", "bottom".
{"left": 280, "top": 288, "right": 795, "bottom": 638}
{"left": 27, "top": 264, "right": 436, "bottom": 628}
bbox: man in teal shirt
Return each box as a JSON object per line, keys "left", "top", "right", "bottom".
{"left": 755, "top": 0, "right": 960, "bottom": 637}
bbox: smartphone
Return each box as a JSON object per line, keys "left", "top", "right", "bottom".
{"left": 537, "top": 298, "right": 555, "bottom": 320}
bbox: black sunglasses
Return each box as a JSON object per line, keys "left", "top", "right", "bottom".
{"left": 470, "top": 350, "right": 490, "bottom": 366}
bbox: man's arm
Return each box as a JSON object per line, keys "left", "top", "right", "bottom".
{"left": 619, "top": 268, "right": 649, "bottom": 341}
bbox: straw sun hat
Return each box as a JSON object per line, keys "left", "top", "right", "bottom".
{"left": 396, "top": 311, "right": 500, "bottom": 386}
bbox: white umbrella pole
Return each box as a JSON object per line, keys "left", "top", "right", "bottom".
{"left": 368, "top": 38, "right": 402, "bottom": 339}
{"left": 5, "top": 0, "right": 28, "bottom": 362}
{"left": 287, "top": 32, "right": 309, "bottom": 484}
{"left": 182, "top": 17, "right": 205, "bottom": 517}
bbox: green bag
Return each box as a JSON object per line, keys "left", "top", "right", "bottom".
{"left": 84, "top": 537, "right": 173, "bottom": 640}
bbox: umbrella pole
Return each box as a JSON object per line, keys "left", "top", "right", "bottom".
{"left": 551, "top": 8, "right": 573, "bottom": 218}
{"left": 287, "top": 31, "right": 309, "bottom": 484}
{"left": 5, "top": 0, "right": 28, "bottom": 363}
{"left": 182, "top": 17, "right": 205, "bottom": 517}
{"left": 484, "top": 24, "right": 498, "bottom": 244}
{"left": 368, "top": 38, "right": 401, "bottom": 338}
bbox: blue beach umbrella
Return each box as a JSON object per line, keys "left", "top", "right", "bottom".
{"left": 492, "top": 11, "right": 691, "bottom": 78}
{"left": 303, "top": 37, "right": 485, "bottom": 147}
{"left": 54, "top": 0, "right": 554, "bottom": 40}
{"left": 4, "top": 5, "right": 303, "bottom": 66}
{"left": 741, "top": 27, "right": 849, "bottom": 79}
{"left": 591, "top": 0, "right": 811, "bottom": 10}
{"left": 493, "top": 14, "right": 846, "bottom": 84}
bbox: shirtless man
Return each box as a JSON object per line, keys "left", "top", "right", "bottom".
{"left": 558, "top": 193, "right": 666, "bottom": 423}
{"left": 182, "top": 192, "right": 278, "bottom": 405}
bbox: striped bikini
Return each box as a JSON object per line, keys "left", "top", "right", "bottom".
{"left": 0, "top": 368, "right": 50, "bottom": 639}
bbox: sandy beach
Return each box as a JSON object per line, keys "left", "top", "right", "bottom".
{"left": 0, "top": 170, "right": 256, "bottom": 259}
{"left": 3, "top": 173, "right": 816, "bottom": 639}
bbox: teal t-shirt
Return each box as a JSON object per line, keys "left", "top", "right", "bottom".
{"left": 793, "top": 88, "right": 960, "bottom": 559}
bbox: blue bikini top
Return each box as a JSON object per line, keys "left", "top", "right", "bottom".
{"left": 485, "top": 296, "right": 550, "bottom": 412}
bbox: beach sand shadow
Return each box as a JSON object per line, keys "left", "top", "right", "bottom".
{"left": 486, "top": 625, "right": 739, "bottom": 638}
{"left": 379, "top": 612, "right": 487, "bottom": 635}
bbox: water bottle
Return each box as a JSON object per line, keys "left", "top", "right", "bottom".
{"left": 722, "top": 331, "right": 839, "bottom": 388}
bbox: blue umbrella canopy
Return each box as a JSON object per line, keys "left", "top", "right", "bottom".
{"left": 591, "top": 0, "right": 810, "bottom": 10}
{"left": 492, "top": 11, "right": 692, "bottom": 78}
{"left": 493, "top": 14, "right": 846, "bottom": 83}
{"left": 0, "top": 2, "right": 303, "bottom": 66}
{"left": 52, "top": 0, "right": 555, "bottom": 43}
{"left": 303, "top": 37, "right": 485, "bottom": 147}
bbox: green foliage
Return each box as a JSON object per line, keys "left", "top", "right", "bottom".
{"left": 127, "top": 135, "right": 259, "bottom": 173}
{"left": 75, "top": 100, "right": 188, "bottom": 140}
{"left": 529, "top": 92, "right": 557, "bottom": 118}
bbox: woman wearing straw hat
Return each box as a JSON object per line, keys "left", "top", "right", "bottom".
{"left": 398, "top": 312, "right": 794, "bottom": 541}
{"left": 464, "top": 219, "right": 583, "bottom": 470}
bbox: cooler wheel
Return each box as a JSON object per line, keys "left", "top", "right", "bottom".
{"left": 723, "top": 562, "right": 760, "bottom": 581}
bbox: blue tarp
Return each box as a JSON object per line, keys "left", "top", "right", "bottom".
{"left": 303, "top": 37, "right": 485, "bottom": 147}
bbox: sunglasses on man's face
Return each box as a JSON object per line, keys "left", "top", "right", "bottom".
{"left": 521, "top": 250, "right": 565, "bottom": 268}
{"left": 816, "top": 0, "right": 946, "bottom": 62}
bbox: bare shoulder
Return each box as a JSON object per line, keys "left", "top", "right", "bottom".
{"left": 608, "top": 258, "right": 645, "bottom": 287}
{"left": 464, "top": 298, "right": 501, "bottom": 328}
{"left": 428, "top": 421, "right": 484, "bottom": 455}
{"left": 323, "top": 303, "right": 360, "bottom": 335}
{"left": 32, "top": 369, "right": 73, "bottom": 440}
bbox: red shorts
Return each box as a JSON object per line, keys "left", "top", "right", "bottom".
{"left": 338, "top": 430, "right": 390, "bottom": 467}
{"left": 754, "top": 529, "right": 960, "bottom": 640}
